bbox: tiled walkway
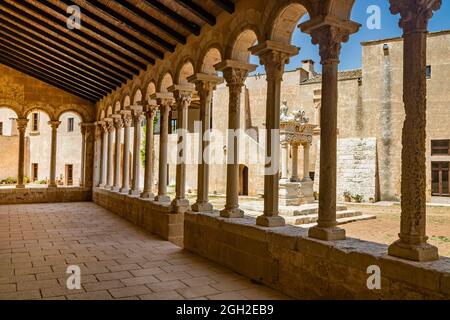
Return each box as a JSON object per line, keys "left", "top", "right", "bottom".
{"left": 0, "top": 202, "right": 288, "bottom": 300}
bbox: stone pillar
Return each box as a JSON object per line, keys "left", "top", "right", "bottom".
{"left": 48, "top": 120, "right": 61, "bottom": 188}
{"left": 141, "top": 103, "right": 157, "bottom": 199}
{"left": 302, "top": 142, "right": 311, "bottom": 181}
{"left": 387, "top": 0, "right": 441, "bottom": 262}
{"left": 84, "top": 123, "right": 96, "bottom": 189}
{"left": 153, "top": 94, "right": 174, "bottom": 203}
{"left": 250, "top": 41, "right": 298, "bottom": 227}
{"left": 16, "top": 118, "right": 28, "bottom": 189}
{"left": 130, "top": 106, "right": 144, "bottom": 196}
{"left": 79, "top": 123, "right": 87, "bottom": 187}
{"left": 299, "top": 18, "right": 359, "bottom": 239}
{"left": 215, "top": 61, "right": 256, "bottom": 218}
{"left": 97, "top": 121, "right": 107, "bottom": 187}
{"left": 281, "top": 142, "right": 289, "bottom": 180}
{"left": 120, "top": 112, "right": 132, "bottom": 193}
{"left": 105, "top": 119, "right": 114, "bottom": 188}
{"left": 291, "top": 143, "right": 299, "bottom": 182}
{"left": 188, "top": 74, "right": 223, "bottom": 212}
{"left": 169, "top": 86, "right": 194, "bottom": 213}
{"left": 112, "top": 117, "right": 123, "bottom": 191}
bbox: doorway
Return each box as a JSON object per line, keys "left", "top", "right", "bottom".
{"left": 31, "top": 163, "right": 38, "bottom": 182}
{"left": 239, "top": 165, "right": 249, "bottom": 196}
{"left": 65, "top": 164, "right": 73, "bottom": 186}
{"left": 432, "top": 162, "right": 449, "bottom": 196}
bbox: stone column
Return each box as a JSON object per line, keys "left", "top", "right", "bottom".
{"left": 299, "top": 18, "right": 359, "bottom": 239}
{"left": 97, "top": 121, "right": 106, "bottom": 187}
{"left": 79, "top": 123, "right": 87, "bottom": 187}
{"left": 16, "top": 118, "right": 28, "bottom": 189}
{"left": 188, "top": 74, "right": 224, "bottom": 212}
{"left": 105, "top": 119, "right": 114, "bottom": 188}
{"left": 280, "top": 142, "right": 289, "bottom": 180}
{"left": 169, "top": 86, "right": 194, "bottom": 213}
{"left": 48, "top": 120, "right": 61, "bottom": 188}
{"left": 153, "top": 94, "right": 174, "bottom": 203}
{"left": 130, "top": 106, "right": 144, "bottom": 196}
{"left": 302, "top": 142, "right": 311, "bottom": 181}
{"left": 84, "top": 123, "right": 96, "bottom": 188}
{"left": 215, "top": 60, "right": 257, "bottom": 218}
{"left": 112, "top": 117, "right": 123, "bottom": 191}
{"left": 141, "top": 102, "right": 157, "bottom": 199}
{"left": 120, "top": 112, "right": 132, "bottom": 193}
{"left": 387, "top": 0, "right": 441, "bottom": 262}
{"left": 250, "top": 41, "right": 298, "bottom": 227}
{"left": 290, "top": 143, "right": 299, "bottom": 182}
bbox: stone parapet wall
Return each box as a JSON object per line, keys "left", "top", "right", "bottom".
{"left": 184, "top": 212, "right": 450, "bottom": 299}
{"left": 0, "top": 187, "right": 91, "bottom": 204}
{"left": 93, "top": 188, "right": 183, "bottom": 246}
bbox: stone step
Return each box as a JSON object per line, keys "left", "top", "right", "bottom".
{"left": 284, "top": 210, "right": 365, "bottom": 225}
{"left": 239, "top": 202, "right": 348, "bottom": 216}
{"left": 292, "top": 204, "right": 347, "bottom": 216}
{"left": 300, "top": 213, "right": 377, "bottom": 227}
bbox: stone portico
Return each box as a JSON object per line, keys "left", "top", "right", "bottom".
{"left": 1, "top": 0, "right": 449, "bottom": 300}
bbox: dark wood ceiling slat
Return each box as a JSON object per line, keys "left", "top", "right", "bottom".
{"left": 58, "top": 0, "right": 164, "bottom": 60}
{"left": 175, "top": 0, "right": 216, "bottom": 25}
{"left": 142, "top": 0, "right": 201, "bottom": 35}
{"left": 0, "top": 45, "right": 108, "bottom": 98}
{"left": 212, "top": 0, "right": 235, "bottom": 14}
{"left": 115, "top": 0, "right": 186, "bottom": 44}
{"left": 86, "top": 0, "right": 176, "bottom": 52}
{"left": 36, "top": 0, "right": 159, "bottom": 62}
{"left": 0, "top": 55, "right": 99, "bottom": 102}
{"left": 0, "top": 39, "right": 111, "bottom": 96}
{"left": 0, "top": 25, "right": 118, "bottom": 91}
{"left": 0, "top": 13, "right": 131, "bottom": 81}
{"left": 1, "top": 1, "right": 143, "bottom": 72}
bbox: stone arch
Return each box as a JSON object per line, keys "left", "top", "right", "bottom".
{"left": 0, "top": 100, "right": 23, "bottom": 118}
{"left": 144, "top": 80, "right": 157, "bottom": 101}
{"left": 268, "top": 1, "right": 312, "bottom": 44}
{"left": 24, "top": 103, "right": 55, "bottom": 120}
{"left": 123, "top": 95, "right": 131, "bottom": 109}
{"left": 106, "top": 105, "right": 113, "bottom": 117}
{"left": 228, "top": 28, "right": 259, "bottom": 63}
{"left": 157, "top": 72, "right": 174, "bottom": 93}
{"left": 175, "top": 58, "right": 195, "bottom": 85}
{"left": 114, "top": 101, "right": 121, "bottom": 114}
{"left": 197, "top": 43, "right": 223, "bottom": 75}
{"left": 132, "top": 88, "right": 143, "bottom": 105}
{"left": 321, "top": 0, "right": 356, "bottom": 20}
{"left": 56, "top": 108, "right": 85, "bottom": 123}
{"left": 100, "top": 109, "right": 105, "bottom": 120}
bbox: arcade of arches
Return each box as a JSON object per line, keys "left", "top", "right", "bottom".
{"left": 1, "top": 0, "right": 449, "bottom": 300}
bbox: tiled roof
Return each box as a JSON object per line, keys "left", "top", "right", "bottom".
{"left": 301, "top": 69, "right": 362, "bottom": 84}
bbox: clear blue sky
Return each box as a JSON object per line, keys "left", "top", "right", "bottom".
{"left": 250, "top": 0, "right": 450, "bottom": 74}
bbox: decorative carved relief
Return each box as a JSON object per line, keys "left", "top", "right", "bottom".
{"left": 390, "top": 0, "right": 442, "bottom": 32}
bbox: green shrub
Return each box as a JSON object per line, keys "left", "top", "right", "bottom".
{"left": 352, "top": 194, "right": 364, "bottom": 203}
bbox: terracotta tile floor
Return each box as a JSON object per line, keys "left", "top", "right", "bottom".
{"left": 0, "top": 202, "right": 289, "bottom": 300}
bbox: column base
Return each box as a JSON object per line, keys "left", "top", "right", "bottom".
{"left": 119, "top": 187, "right": 129, "bottom": 194}
{"left": 140, "top": 191, "right": 155, "bottom": 199}
{"left": 256, "top": 215, "right": 285, "bottom": 227}
{"left": 129, "top": 189, "right": 141, "bottom": 196}
{"left": 111, "top": 186, "right": 120, "bottom": 192}
{"left": 191, "top": 201, "right": 213, "bottom": 213}
{"left": 220, "top": 207, "right": 244, "bottom": 218}
{"left": 388, "top": 239, "right": 439, "bottom": 262}
{"left": 155, "top": 194, "right": 171, "bottom": 203}
{"left": 308, "top": 226, "right": 346, "bottom": 241}
{"left": 48, "top": 184, "right": 57, "bottom": 188}
{"left": 16, "top": 184, "right": 26, "bottom": 189}
{"left": 171, "top": 198, "right": 190, "bottom": 214}
{"left": 290, "top": 177, "right": 300, "bottom": 182}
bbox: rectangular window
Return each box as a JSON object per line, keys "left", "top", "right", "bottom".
{"left": 432, "top": 162, "right": 449, "bottom": 196}
{"left": 68, "top": 118, "right": 74, "bottom": 132}
{"left": 32, "top": 113, "right": 39, "bottom": 132}
{"left": 426, "top": 65, "right": 431, "bottom": 79}
{"left": 170, "top": 119, "right": 177, "bottom": 134}
{"left": 0, "top": 122, "right": 3, "bottom": 136}
{"left": 432, "top": 140, "right": 450, "bottom": 155}
{"left": 31, "top": 163, "right": 38, "bottom": 182}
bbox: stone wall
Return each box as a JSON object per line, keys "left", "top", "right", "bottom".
{"left": 0, "top": 135, "right": 29, "bottom": 180}
{"left": 314, "top": 138, "right": 377, "bottom": 202}
{"left": 0, "top": 187, "right": 91, "bottom": 204}
{"left": 184, "top": 212, "right": 450, "bottom": 299}
{"left": 93, "top": 188, "right": 184, "bottom": 246}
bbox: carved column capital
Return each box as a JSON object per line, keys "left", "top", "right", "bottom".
{"left": 390, "top": 0, "right": 442, "bottom": 33}
{"left": 122, "top": 114, "right": 132, "bottom": 127}
{"left": 16, "top": 118, "right": 29, "bottom": 133}
{"left": 173, "top": 91, "right": 193, "bottom": 111}
{"left": 48, "top": 120, "right": 61, "bottom": 130}
{"left": 309, "top": 25, "right": 351, "bottom": 64}
{"left": 113, "top": 117, "right": 123, "bottom": 129}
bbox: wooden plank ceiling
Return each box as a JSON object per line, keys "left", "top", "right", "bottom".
{"left": 0, "top": 0, "right": 235, "bottom": 102}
